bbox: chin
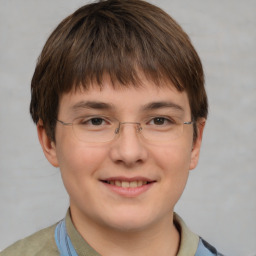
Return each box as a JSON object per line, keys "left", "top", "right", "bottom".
{"left": 101, "top": 209, "right": 160, "bottom": 232}
{"left": 106, "top": 219, "right": 151, "bottom": 232}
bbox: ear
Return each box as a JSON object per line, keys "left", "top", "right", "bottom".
{"left": 37, "top": 119, "right": 59, "bottom": 167}
{"left": 189, "top": 119, "right": 206, "bottom": 170}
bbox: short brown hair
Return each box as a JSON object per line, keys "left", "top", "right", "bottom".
{"left": 30, "top": 0, "right": 208, "bottom": 141}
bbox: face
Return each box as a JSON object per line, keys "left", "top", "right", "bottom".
{"left": 38, "top": 78, "right": 204, "bottom": 233}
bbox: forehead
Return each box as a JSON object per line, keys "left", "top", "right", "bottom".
{"left": 58, "top": 79, "right": 191, "bottom": 117}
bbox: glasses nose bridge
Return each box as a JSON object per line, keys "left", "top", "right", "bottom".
{"left": 115, "top": 121, "right": 142, "bottom": 135}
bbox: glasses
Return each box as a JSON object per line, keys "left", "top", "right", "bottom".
{"left": 56, "top": 116, "right": 193, "bottom": 144}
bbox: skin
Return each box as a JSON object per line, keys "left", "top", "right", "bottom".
{"left": 37, "top": 77, "right": 205, "bottom": 256}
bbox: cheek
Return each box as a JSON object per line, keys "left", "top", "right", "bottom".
{"left": 151, "top": 127, "right": 194, "bottom": 174}
{"left": 55, "top": 135, "right": 108, "bottom": 189}
{"left": 151, "top": 142, "right": 192, "bottom": 174}
{"left": 150, "top": 142, "right": 192, "bottom": 202}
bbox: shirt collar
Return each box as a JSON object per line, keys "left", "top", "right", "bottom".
{"left": 174, "top": 213, "right": 199, "bottom": 256}
{"left": 65, "top": 209, "right": 101, "bottom": 256}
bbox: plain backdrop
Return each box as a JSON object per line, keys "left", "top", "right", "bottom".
{"left": 0, "top": 0, "right": 255, "bottom": 255}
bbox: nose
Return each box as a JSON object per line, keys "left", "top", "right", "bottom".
{"left": 109, "top": 122, "right": 148, "bottom": 167}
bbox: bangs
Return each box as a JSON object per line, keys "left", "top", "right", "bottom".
{"left": 43, "top": 1, "right": 190, "bottom": 94}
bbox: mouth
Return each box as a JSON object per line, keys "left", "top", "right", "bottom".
{"left": 99, "top": 177, "right": 156, "bottom": 197}
{"left": 101, "top": 180, "right": 154, "bottom": 188}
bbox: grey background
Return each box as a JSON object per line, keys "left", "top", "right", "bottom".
{"left": 0, "top": 0, "right": 255, "bottom": 255}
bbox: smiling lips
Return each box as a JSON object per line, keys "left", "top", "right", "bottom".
{"left": 104, "top": 180, "right": 149, "bottom": 188}
{"left": 101, "top": 178, "right": 155, "bottom": 196}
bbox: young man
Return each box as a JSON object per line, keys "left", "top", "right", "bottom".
{"left": 1, "top": 0, "right": 224, "bottom": 255}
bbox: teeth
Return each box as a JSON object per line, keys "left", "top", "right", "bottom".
{"left": 130, "top": 181, "right": 138, "bottom": 188}
{"left": 107, "top": 180, "right": 150, "bottom": 188}
{"left": 115, "top": 180, "right": 121, "bottom": 186}
{"left": 122, "top": 181, "right": 130, "bottom": 188}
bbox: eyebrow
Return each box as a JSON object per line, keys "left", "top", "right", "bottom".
{"left": 70, "top": 100, "right": 184, "bottom": 113}
{"left": 141, "top": 101, "right": 184, "bottom": 112}
{"left": 71, "top": 101, "right": 114, "bottom": 111}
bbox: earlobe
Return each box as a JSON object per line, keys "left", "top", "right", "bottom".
{"left": 37, "top": 119, "right": 59, "bottom": 167}
{"left": 189, "top": 119, "right": 206, "bottom": 170}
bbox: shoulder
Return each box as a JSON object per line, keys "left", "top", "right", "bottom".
{"left": 1, "top": 223, "right": 59, "bottom": 256}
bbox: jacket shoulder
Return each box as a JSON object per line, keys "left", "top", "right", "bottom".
{"left": 1, "top": 224, "right": 59, "bottom": 256}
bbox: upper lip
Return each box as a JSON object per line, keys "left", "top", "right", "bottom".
{"left": 100, "top": 176, "right": 156, "bottom": 182}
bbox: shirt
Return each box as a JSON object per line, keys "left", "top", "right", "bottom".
{"left": 0, "top": 211, "right": 223, "bottom": 256}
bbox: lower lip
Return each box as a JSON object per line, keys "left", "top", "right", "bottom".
{"left": 101, "top": 182, "right": 155, "bottom": 197}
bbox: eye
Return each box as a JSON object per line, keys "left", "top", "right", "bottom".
{"left": 78, "top": 116, "right": 109, "bottom": 126}
{"left": 89, "top": 118, "right": 104, "bottom": 126}
{"left": 148, "top": 117, "right": 175, "bottom": 126}
{"left": 152, "top": 117, "right": 166, "bottom": 125}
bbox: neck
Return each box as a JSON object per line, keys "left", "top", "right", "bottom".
{"left": 70, "top": 208, "right": 180, "bottom": 256}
